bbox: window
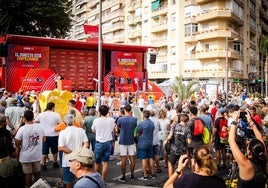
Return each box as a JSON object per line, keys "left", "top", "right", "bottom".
{"left": 170, "top": 29, "right": 176, "bottom": 39}
{"left": 201, "top": 4, "right": 210, "bottom": 13}
{"left": 184, "top": 5, "right": 198, "bottom": 17}
{"left": 171, "top": 46, "right": 176, "bottom": 55}
{"left": 234, "top": 42, "right": 242, "bottom": 53}
{"left": 204, "top": 44, "right": 209, "bottom": 50}
{"left": 250, "top": 16, "right": 256, "bottom": 28}
{"left": 249, "top": 0, "right": 255, "bottom": 12}
{"left": 184, "top": 23, "right": 198, "bottom": 35}
{"left": 171, "top": 13, "right": 176, "bottom": 23}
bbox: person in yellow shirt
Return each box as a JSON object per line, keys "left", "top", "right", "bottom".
{"left": 86, "top": 92, "right": 96, "bottom": 114}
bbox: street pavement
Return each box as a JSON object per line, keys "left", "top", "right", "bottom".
{"left": 41, "top": 141, "right": 230, "bottom": 188}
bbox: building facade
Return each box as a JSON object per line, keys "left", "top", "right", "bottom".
{"left": 67, "top": 0, "right": 268, "bottom": 95}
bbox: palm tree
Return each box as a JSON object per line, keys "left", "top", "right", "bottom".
{"left": 259, "top": 35, "right": 268, "bottom": 97}
{"left": 171, "top": 76, "right": 199, "bottom": 102}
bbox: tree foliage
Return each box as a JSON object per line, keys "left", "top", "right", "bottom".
{"left": 260, "top": 35, "right": 268, "bottom": 97}
{"left": 171, "top": 76, "right": 199, "bottom": 102}
{"left": 0, "top": 0, "right": 72, "bottom": 38}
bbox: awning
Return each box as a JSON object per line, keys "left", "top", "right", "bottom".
{"left": 151, "top": 0, "right": 160, "bottom": 11}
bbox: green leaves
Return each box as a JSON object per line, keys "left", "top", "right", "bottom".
{"left": 0, "top": 0, "right": 72, "bottom": 38}
{"left": 171, "top": 76, "right": 199, "bottom": 102}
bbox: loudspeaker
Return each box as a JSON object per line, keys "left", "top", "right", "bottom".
{"left": 149, "top": 54, "right": 156, "bottom": 64}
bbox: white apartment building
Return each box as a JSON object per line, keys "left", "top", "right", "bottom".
{"left": 68, "top": 0, "right": 268, "bottom": 95}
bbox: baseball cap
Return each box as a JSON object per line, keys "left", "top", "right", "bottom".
{"left": 67, "top": 148, "right": 94, "bottom": 165}
{"left": 218, "top": 107, "right": 225, "bottom": 114}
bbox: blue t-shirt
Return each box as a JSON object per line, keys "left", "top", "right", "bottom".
{"left": 74, "top": 173, "right": 106, "bottom": 188}
{"left": 117, "top": 116, "right": 137, "bottom": 145}
{"left": 137, "top": 119, "right": 154, "bottom": 149}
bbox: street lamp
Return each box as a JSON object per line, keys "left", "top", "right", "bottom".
{"left": 97, "top": 0, "right": 103, "bottom": 109}
{"left": 225, "top": 37, "right": 239, "bottom": 103}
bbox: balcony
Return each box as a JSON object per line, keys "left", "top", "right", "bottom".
{"left": 184, "top": 34, "right": 197, "bottom": 42}
{"left": 149, "top": 71, "right": 169, "bottom": 79}
{"left": 183, "top": 68, "right": 243, "bottom": 78}
{"left": 151, "top": 3, "right": 168, "bottom": 17}
{"left": 151, "top": 38, "right": 168, "bottom": 47}
{"left": 76, "top": 15, "right": 86, "bottom": 24}
{"left": 157, "top": 54, "right": 168, "bottom": 62}
{"left": 196, "top": 0, "right": 213, "bottom": 4}
{"left": 184, "top": 0, "right": 197, "bottom": 6}
{"left": 184, "top": 16, "right": 197, "bottom": 24}
{"left": 102, "top": 9, "right": 124, "bottom": 22}
{"left": 196, "top": 8, "right": 243, "bottom": 25}
{"left": 103, "top": 0, "right": 124, "bottom": 11}
{"left": 76, "top": 0, "right": 87, "bottom": 6}
{"left": 134, "top": 15, "right": 142, "bottom": 23}
{"left": 103, "top": 22, "right": 125, "bottom": 34}
{"left": 107, "top": 35, "right": 125, "bottom": 43}
{"left": 195, "top": 48, "right": 242, "bottom": 60}
{"left": 260, "top": 7, "right": 268, "bottom": 22}
{"left": 76, "top": 7, "right": 87, "bottom": 15}
{"left": 151, "top": 22, "right": 168, "bottom": 33}
{"left": 260, "top": 20, "right": 268, "bottom": 33}
{"left": 195, "top": 28, "right": 240, "bottom": 41}
{"left": 88, "top": 0, "right": 98, "bottom": 8}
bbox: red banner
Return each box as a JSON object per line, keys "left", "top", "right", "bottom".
{"left": 7, "top": 45, "right": 49, "bottom": 68}
{"left": 84, "top": 25, "right": 99, "bottom": 37}
{"left": 111, "top": 51, "right": 143, "bottom": 72}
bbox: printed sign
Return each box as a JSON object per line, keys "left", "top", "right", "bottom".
{"left": 7, "top": 45, "right": 49, "bottom": 68}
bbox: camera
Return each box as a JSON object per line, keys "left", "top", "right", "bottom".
{"left": 239, "top": 111, "right": 247, "bottom": 119}
{"left": 188, "top": 147, "right": 194, "bottom": 158}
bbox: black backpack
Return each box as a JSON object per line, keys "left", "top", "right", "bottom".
{"left": 171, "top": 124, "right": 187, "bottom": 155}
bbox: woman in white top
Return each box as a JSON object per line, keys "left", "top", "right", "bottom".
{"left": 158, "top": 109, "right": 170, "bottom": 168}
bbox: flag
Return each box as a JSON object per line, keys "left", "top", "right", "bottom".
{"left": 83, "top": 24, "right": 99, "bottom": 38}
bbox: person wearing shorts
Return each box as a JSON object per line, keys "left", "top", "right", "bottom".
{"left": 92, "top": 105, "right": 115, "bottom": 181}
{"left": 35, "top": 102, "right": 61, "bottom": 170}
{"left": 116, "top": 104, "right": 137, "bottom": 182}
{"left": 15, "top": 110, "right": 45, "bottom": 187}
{"left": 136, "top": 110, "right": 155, "bottom": 180}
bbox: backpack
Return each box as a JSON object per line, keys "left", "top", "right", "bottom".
{"left": 202, "top": 127, "right": 210, "bottom": 144}
{"left": 218, "top": 117, "right": 229, "bottom": 144}
{"left": 171, "top": 124, "right": 188, "bottom": 155}
{"left": 192, "top": 118, "right": 205, "bottom": 136}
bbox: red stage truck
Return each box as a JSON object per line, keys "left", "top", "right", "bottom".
{"left": 0, "top": 35, "right": 151, "bottom": 92}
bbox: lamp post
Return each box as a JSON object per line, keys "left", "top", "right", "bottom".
{"left": 225, "top": 37, "right": 239, "bottom": 104}
{"left": 97, "top": 0, "right": 103, "bottom": 109}
{"left": 225, "top": 37, "right": 229, "bottom": 104}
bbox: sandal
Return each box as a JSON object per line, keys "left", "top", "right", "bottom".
{"left": 156, "top": 168, "right": 162, "bottom": 173}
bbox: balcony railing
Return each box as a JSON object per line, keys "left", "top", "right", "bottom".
{"left": 151, "top": 22, "right": 168, "bottom": 33}
{"left": 151, "top": 3, "right": 168, "bottom": 17}
{"left": 194, "top": 48, "right": 242, "bottom": 59}
{"left": 183, "top": 68, "right": 243, "bottom": 78}
{"left": 151, "top": 38, "right": 168, "bottom": 47}
{"left": 102, "top": 9, "right": 124, "bottom": 22}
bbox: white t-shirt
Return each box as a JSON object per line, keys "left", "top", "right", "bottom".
{"left": 138, "top": 98, "right": 145, "bottom": 108}
{"left": 5, "top": 106, "right": 25, "bottom": 130}
{"left": 35, "top": 111, "right": 61, "bottom": 136}
{"left": 91, "top": 117, "right": 115, "bottom": 143}
{"left": 58, "top": 126, "right": 88, "bottom": 167}
{"left": 15, "top": 123, "right": 45, "bottom": 163}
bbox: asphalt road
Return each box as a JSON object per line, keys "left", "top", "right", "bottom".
{"left": 41, "top": 142, "right": 231, "bottom": 188}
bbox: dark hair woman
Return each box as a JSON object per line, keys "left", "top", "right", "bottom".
{"left": 228, "top": 110, "right": 267, "bottom": 188}
{"left": 163, "top": 146, "right": 226, "bottom": 188}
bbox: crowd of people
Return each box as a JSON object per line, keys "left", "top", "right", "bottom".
{"left": 0, "top": 89, "right": 268, "bottom": 188}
